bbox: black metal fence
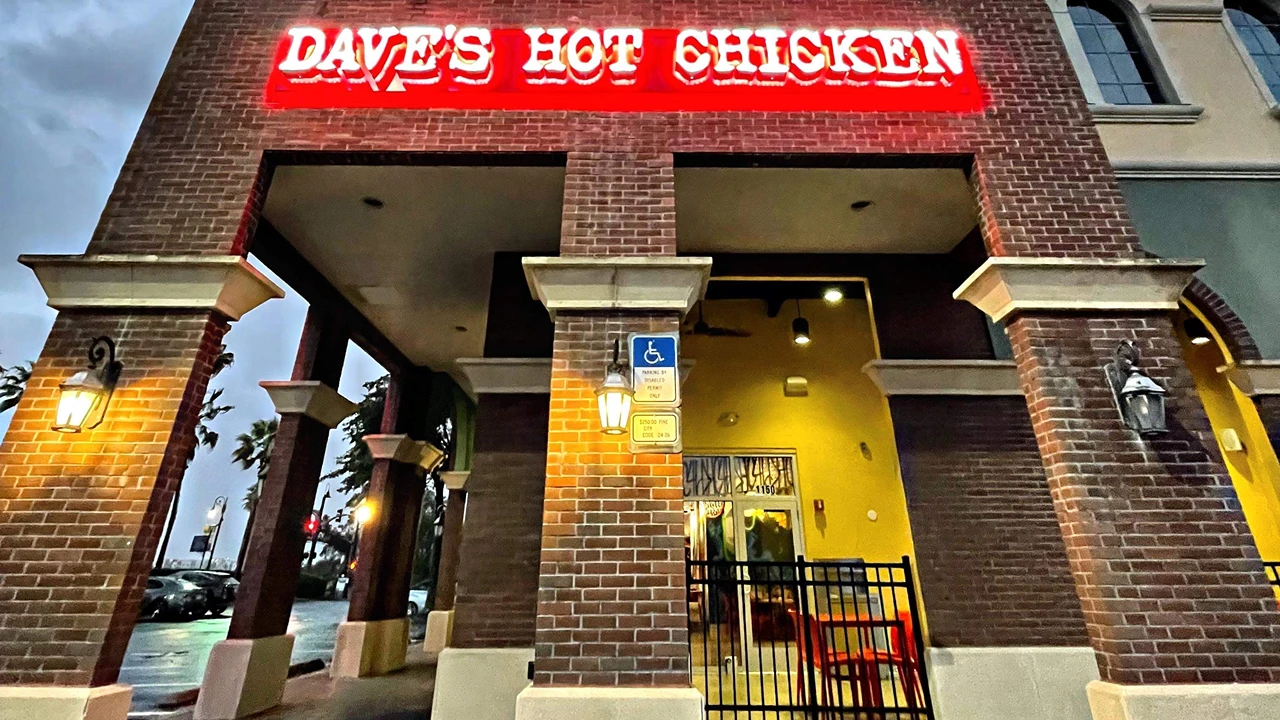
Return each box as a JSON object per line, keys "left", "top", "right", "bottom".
{"left": 687, "top": 556, "right": 933, "bottom": 719}
{"left": 1266, "top": 562, "right": 1280, "bottom": 588}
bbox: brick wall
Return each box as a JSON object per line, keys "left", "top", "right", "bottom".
{"left": 891, "top": 396, "right": 1089, "bottom": 647}
{"left": 534, "top": 313, "right": 687, "bottom": 686}
{"left": 0, "top": 311, "right": 226, "bottom": 686}
{"left": 1006, "top": 313, "right": 1280, "bottom": 683}
{"left": 451, "top": 394, "right": 550, "bottom": 649}
{"left": 84, "top": 0, "right": 1135, "bottom": 267}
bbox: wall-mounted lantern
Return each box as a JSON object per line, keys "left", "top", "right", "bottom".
{"left": 1104, "top": 341, "right": 1168, "bottom": 437}
{"left": 354, "top": 500, "right": 375, "bottom": 527}
{"left": 595, "top": 338, "right": 634, "bottom": 435}
{"left": 53, "top": 336, "right": 123, "bottom": 433}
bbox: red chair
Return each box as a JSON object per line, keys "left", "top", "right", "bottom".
{"left": 786, "top": 610, "right": 880, "bottom": 710}
{"left": 843, "top": 611, "right": 924, "bottom": 709}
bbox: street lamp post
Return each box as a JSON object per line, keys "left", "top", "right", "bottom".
{"left": 205, "top": 496, "right": 227, "bottom": 570}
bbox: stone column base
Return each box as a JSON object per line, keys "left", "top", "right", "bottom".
{"left": 515, "top": 686, "right": 704, "bottom": 720}
{"left": 1087, "top": 680, "right": 1280, "bottom": 720}
{"left": 432, "top": 647, "right": 534, "bottom": 720}
{"left": 928, "top": 646, "right": 1098, "bottom": 720}
{"left": 0, "top": 684, "right": 131, "bottom": 720}
{"left": 423, "top": 610, "right": 454, "bottom": 659}
{"left": 193, "top": 635, "right": 294, "bottom": 720}
{"left": 331, "top": 617, "right": 410, "bottom": 678}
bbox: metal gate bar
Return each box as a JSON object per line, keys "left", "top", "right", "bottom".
{"left": 687, "top": 556, "right": 934, "bottom": 719}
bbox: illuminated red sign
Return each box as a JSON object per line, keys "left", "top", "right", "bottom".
{"left": 265, "top": 26, "right": 983, "bottom": 112}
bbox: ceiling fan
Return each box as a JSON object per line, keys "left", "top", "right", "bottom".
{"left": 685, "top": 303, "right": 752, "bottom": 338}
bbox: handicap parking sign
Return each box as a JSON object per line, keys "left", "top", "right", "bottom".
{"left": 630, "top": 333, "right": 679, "bottom": 405}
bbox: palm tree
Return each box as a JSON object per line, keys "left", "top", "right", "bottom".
{"left": 0, "top": 360, "right": 32, "bottom": 415}
{"left": 154, "top": 350, "right": 234, "bottom": 569}
{"left": 232, "top": 417, "right": 277, "bottom": 574}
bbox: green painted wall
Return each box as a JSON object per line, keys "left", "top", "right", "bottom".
{"left": 1120, "top": 179, "right": 1280, "bottom": 357}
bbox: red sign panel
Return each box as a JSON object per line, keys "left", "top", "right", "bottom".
{"left": 264, "top": 26, "right": 984, "bottom": 113}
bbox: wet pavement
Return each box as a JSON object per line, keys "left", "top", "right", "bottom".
{"left": 120, "top": 600, "right": 350, "bottom": 716}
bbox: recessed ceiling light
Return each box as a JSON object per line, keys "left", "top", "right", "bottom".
{"left": 823, "top": 288, "right": 844, "bottom": 303}
{"left": 849, "top": 200, "right": 873, "bottom": 211}
{"left": 361, "top": 196, "right": 385, "bottom": 209}
{"left": 1183, "top": 317, "right": 1212, "bottom": 346}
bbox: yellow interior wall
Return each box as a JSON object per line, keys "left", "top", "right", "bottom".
{"left": 681, "top": 296, "right": 916, "bottom": 564}
{"left": 1178, "top": 305, "right": 1280, "bottom": 563}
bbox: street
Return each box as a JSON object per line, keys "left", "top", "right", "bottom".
{"left": 120, "top": 600, "right": 350, "bottom": 716}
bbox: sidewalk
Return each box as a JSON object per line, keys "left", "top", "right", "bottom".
{"left": 163, "top": 647, "right": 435, "bottom": 720}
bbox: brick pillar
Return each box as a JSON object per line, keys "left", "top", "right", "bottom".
{"left": 331, "top": 373, "right": 434, "bottom": 679}
{"left": 431, "top": 386, "right": 550, "bottom": 720}
{"left": 1004, "top": 314, "right": 1280, "bottom": 685}
{"left": 423, "top": 471, "right": 468, "bottom": 658}
{"left": 195, "top": 308, "right": 352, "bottom": 720}
{"left": 0, "top": 255, "right": 279, "bottom": 719}
{"left": 533, "top": 314, "right": 688, "bottom": 687}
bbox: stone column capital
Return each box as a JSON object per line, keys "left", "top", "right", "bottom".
{"left": 19, "top": 253, "right": 285, "bottom": 321}
{"left": 259, "top": 380, "right": 356, "bottom": 429}
{"left": 1221, "top": 360, "right": 1280, "bottom": 397}
{"left": 362, "top": 434, "right": 446, "bottom": 473}
{"left": 440, "top": 470, "right": 470, "bottom": 491}
{"left": 521, "top": 256, "right": 712, "bottom": 318}
{"left": 953, "top": 257, "right": 1203, "bottom": 322}
{"left": 862, "top": 359, "right": 1022, "bottom": 396}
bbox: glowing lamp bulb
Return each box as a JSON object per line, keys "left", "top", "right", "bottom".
{"left": 596, "top": 368, "right": 634, "bottom": 435}
{"left": 823, "top": 288, "right": 844, "bottom": 303}
{"left": 53, "top": 371, "right": 107, "bottom": 434}
{"left": 354, "top": 502, "right": 375, "bottom": 526}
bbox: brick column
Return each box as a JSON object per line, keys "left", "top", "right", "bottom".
{"left": 433, "top": 378, "right": 550, "bottom": 720}
{"left": 956, "top": 259, "right": 1280, "bottom": 717}
{"left": 423, "top": 471, "right": 468, "bottom": 658}
{"left": 0, "top": 255, "right": 280, "bottom": 720}
{"left": 331, "top": 373, "right": 435, "bottom": 679}
{"left": 195, "top": 308, "right": 354, "bottom": 720}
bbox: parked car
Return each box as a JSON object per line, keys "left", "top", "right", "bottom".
{"left": 407, "top": 581, "right": 430, "bottom": 616}
{"left": 169, "top": 570, "right": 239, "bottom": 616}
{"left": 140, "top": 576, "right": 208, "bottom": 621}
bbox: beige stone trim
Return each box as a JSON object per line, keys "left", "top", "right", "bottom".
{"left": 516, "top": 687, "right": 704, "bottom": 720}
{"left": 194, "top": 635, "right": 293, "bottom": 720}
{"left": 362, "top": 434, "right": 445, "bottom": 471}
{"left": 440, "top": 470, "right": 470, "bottom": 491}
{"left": 0, "top": 684, "right": 131, "bottom": 720}
{"left": 1220, "top": 361, "right": 1280, "bottom": 397}
{"left": 1145, "top": 3, "right": 1224, "bottom": 22}
{"left": 927, "top": 646, "right": 1097, "bottom": 720}
{"left": 456, "top": 358, "right": 552, "bottom": 395}
{"left": 1090, "top": 104, "right": 1203, "bottom": 123}
{"left": 862, "top": 360, "right": 1022, "bottom": 396}
{"left": 331, "top": 618, "right": 410, "bottom": 679}
{"left": 1086, "top": 679, "right": 1280, "bottom": 720}
{"left": 423, "top": 609, "right": 455, "bottom": 659}
{"left": 259, "top": 381, "right": 357, "bottom": 429}
{"left": 19, "top": 254, "right": 284, "bottom": 321}
{"left": 522, "top": 256, "right": 712, "bottom": 317}
{"left": 953, "top": 257, "right": 1204, "bottom": 322}
{"left": 433, "top": 647, "right": 535, "bottom": 720}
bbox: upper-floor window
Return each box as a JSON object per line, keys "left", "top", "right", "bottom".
{"left": 1227, "top": 0, "right": 1280, "bottom": 100}
{"left": 1068, "top": 0, "right": 1166, "bottom": 104}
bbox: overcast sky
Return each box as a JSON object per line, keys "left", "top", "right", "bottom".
{"left": 0, "top": 0, "right": 382, "bottom": 566}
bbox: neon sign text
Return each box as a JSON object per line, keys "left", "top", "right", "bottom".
{"left": 265, "top": 25, "right": 983, "bottom": 112}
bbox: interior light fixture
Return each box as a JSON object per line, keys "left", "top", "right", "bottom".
{"left": 595, "top": 338, "right": 634, "bottom": 435}
{"left": 823, "top": 287, "right": 844, "bottom": 303}
{"left": 53, "top": 336, "right": 123, "bottom": 433}
{"left": 1183, "top": 317, "right": 1212, "bottom": 346}
{"left": 792, "top": 299, "right": 811, "bottom": 346}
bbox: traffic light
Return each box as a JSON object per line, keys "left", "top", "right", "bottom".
{"left": 304, "top": 512, "right": 320, "bottom": 538}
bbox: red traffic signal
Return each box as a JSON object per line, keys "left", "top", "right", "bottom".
{"left": 304, "top": 513, "right": 321, "bottom": 538}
